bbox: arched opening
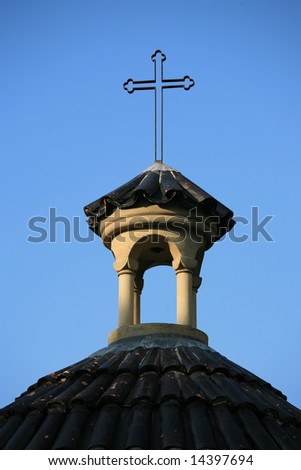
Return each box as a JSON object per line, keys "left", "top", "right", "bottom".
{"left": 141, "top": 265, "right": 176, "bottom": 324}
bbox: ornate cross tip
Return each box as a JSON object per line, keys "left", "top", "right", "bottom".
{"left": 183, "top": 75, "right": 195, "bottom": 90}
{"left": 123, "top": 79, "right": 135, "bottom": 94}
{"left": 151, "top": 50, "right": 166, "bottom": 63}
{"left": 123, "top": 51, "right": 195, "bottom": 163}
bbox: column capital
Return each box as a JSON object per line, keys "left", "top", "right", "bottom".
{"left": 117, "top": 268, "right": 136, "bottom": 277}
{"left": 134, "top": 275, "right": 144, "bottom": 292}
{"left": 192, "top": 276, "right": 202, "bottom": 291}
{"left": 175, "top": 267, "right": 194, "bottom": 275}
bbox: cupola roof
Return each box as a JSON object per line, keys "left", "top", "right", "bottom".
{"left": 84, "top": 161, "right": 235, "bottom": 242}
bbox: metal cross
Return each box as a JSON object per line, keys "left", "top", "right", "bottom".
{"left": 123, "top": 50, "right": 195, "bottom": 163}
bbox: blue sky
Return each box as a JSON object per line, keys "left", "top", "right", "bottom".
{"left": 1, "top": 0, "right": 300, "bottom": 409}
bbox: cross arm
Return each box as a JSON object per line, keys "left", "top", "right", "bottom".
{"left": 123, "top": 78, "right": 156, "bottom": 94}
{"left": 162, "top": 75, "right": 195, "bottom": 91}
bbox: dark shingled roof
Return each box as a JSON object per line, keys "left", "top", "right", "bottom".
{"left": 84, "top": 162, "right": 235, "bottom": 241}
{"left": 1, "top": 334, "right": 301, "bottom": 450}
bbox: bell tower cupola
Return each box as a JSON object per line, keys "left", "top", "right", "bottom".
{"left": 84, "top": 160, "right": 235, "bottom": 344}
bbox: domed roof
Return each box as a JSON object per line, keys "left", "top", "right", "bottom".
{"left": 84, "top": 161, "right": 235, "bottom": 242}
{"left": 1, "top": 333, "right": 300, "bottom": 450}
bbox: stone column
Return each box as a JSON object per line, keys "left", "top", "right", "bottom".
{"left": 176, "top": 268, "right": 194, "bottom": 326}
{"left": 133, "top": 277, "right": 144, "bottom": 325}
{"left": 192, "top": 276, "right": 202, "bottom": 329}
{"left": 118, "top": 269, "right": 135, "bottom": 327}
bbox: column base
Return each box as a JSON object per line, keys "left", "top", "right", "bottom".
{"left": 108, "top": 323, "right": 208, "bottom": 345}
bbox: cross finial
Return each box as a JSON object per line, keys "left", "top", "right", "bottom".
{"left": 123, "top": 50, "right": 195, "bottom": 163}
